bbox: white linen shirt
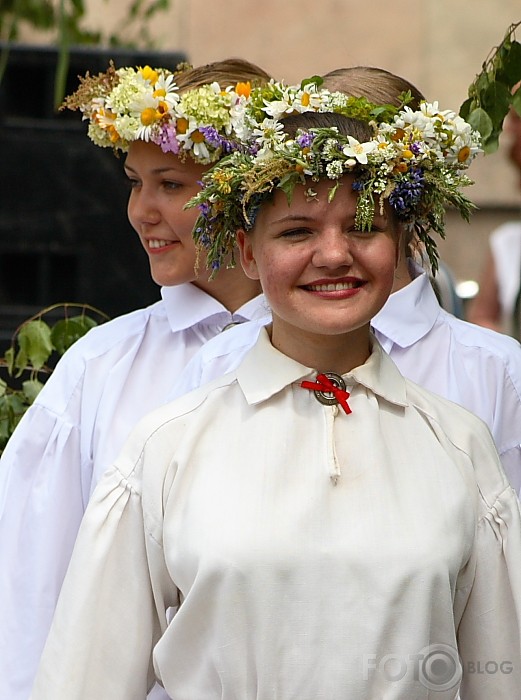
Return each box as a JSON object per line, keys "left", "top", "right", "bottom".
{"left": 31, "top": 330, "right": 521, "bottom": 700}
{"left": 170, "top": 264, "right": 521, "bottom": 494}
{"left": 0, "top": 283, "right": 269, "bottom": 700}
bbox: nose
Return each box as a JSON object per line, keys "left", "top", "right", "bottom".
{"left": 127, "top": 186, "right": 161, "bottom": 227}
{"left": 311, "top": 227, "right": 354, "bottom": 269}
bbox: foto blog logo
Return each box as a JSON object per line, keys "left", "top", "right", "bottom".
{"left": 363, "top": 643, "right": 514, "bottom": 692}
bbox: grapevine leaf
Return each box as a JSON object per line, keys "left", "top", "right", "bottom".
{"left": 17, "top": 320, "right": 53, "bottom": 370}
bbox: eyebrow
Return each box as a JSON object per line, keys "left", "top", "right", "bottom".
{"left": 268, "top": 214, "right": 318, "bottom": 225}
{"left": 123, "top": 164, "right": 182, "bottom": 175}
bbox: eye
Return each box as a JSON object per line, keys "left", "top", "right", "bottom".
{"left": 279, "top": 227, "right": 312, "bottom": 240}
{"left": 125, "top": 176, "right": 140, "bottom": 190}
{"left": 162, "top": 180, "right": 182, "bottom": 191}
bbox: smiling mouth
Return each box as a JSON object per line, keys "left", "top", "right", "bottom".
{"left": 305, "top": 281, "right": 363, "bottom": 291}
{"left": 147, "top": 239, "right": 177, "bottom": 249}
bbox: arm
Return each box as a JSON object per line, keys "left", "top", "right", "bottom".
{"left": 456, "top": 485, "right": 521, "bottom": 698}
{"left": 0, "top": 382, "right": 88, "bottom": 700}
{"left": 30, "top": 452, "right": 171, "bottom": 700}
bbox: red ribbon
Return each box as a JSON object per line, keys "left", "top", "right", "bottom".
{"left": 301, "top": 374, "right": 352, "bottom": 415}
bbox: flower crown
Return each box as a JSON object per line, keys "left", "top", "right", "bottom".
{"left": 187, "top": 95, "right": 482, "bottom": 273}
{"left": 61, "top": 62, "right": 259, "bottom": 163}
{"left": 61, "top": 65, "right": 406, "bottom": 165}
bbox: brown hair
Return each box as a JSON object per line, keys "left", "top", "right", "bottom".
{"left": 282, "top": 110, "right": 373, "bottom": 143}
{"left": 174, "top": 57, "right": 272, "bottom": 92}
{"left": 322, "top": 66, "right": 425, "bottom": 109}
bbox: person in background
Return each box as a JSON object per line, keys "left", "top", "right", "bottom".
{"left": 467, "top": 103, "right": 521, "bottom": 338}
{"left": 0, "top": 57, "right": 276, "bottom": 700}
{"left": 31, "top": 104, "right": 520, "bottom": 699}
{"left": 170, "top": 66, "right": 521, "bottom": 497}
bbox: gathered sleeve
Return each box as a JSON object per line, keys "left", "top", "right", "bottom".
{"left": 456, "top": 485, "right": 521, "bottom": 698}
{"left": 30, "top": 437, "right": 175, "bottom": 700}
{"left": 0, "top": 397, "right": 87, "bottom": 700}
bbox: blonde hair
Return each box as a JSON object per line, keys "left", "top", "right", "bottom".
{"left": 322, "top": 66, "right": 425, "bottom": 109}
{"left": 174, "top": 57, "right": 272, "bottom": 92}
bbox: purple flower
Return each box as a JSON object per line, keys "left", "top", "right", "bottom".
{"left": 153, "top": 123, "right": 180, "bottom": 154}
{"left": 198, "top": 201, "right": 212, "bottom": 218}
{"left": 199, "top": 126, "right": 221, "bottom": 148}
{"left": 389, "top": 167, "right": 425, "bottom": 219}
{"left": 296, "top": 131, "right": 315, "bottom": 149}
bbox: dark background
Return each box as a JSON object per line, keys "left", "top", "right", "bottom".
{"left": 0, "top": 43, "right": 187, "bottom": 349}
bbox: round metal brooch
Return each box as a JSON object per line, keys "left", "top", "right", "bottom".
{"left": 313, "top": 372, "right": 347, "bottom": 406}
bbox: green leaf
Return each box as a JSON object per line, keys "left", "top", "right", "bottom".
{"left": 301, "top": 75, "right": 324, "bottom": 90}
{"left": 496, "top": 40, "right": 521, "bottom": 86}
{"left": 512, "top": 87, "right": 521, "bottom": 117}
{"left": 481, "top": 81, "right": 512, "bottom": 124}
{"left": 467, "top": 107, "right": 493, "bottom": 141}
{"left": 4, "top": 346, "right": 14, "bottom": 375}
{"left": 50, "top": 315, "right": 96, "bottom": 355}
{"left": 17, "top": 320, "right": 53, "bottom": 370}
{"left": 22, "top": 378, "right": 44, "bottom": 404}
{"left": 482, "top": 132, "right": 501, "bottom": 154}
{"left": 0, "top": 377, "right": 6, "bottom": 398}
{"left": 458, "top": 97, "right": 475, "bottom": 121}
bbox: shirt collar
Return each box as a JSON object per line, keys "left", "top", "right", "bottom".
{"left": 161, "top": 285, "right": 269, "bottom": 333}
{"left": 371, "top": 261, "right": 441, "bottom": 348}
{"left": 237, "top": 327, "right": 408, "bottom": 408}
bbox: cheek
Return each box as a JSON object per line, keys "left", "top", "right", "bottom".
{"left": 365, "top": 238, "right": 399, "bottom": 285}
{"left": 255, "top": 250, "right": 291, "bottom": 298}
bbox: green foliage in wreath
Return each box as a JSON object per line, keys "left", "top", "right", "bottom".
{"left": 0, "top": 303, "right": 109, "bottom": 455}
{"left": 460, "top": 21, "right": 521, "bottom": 153}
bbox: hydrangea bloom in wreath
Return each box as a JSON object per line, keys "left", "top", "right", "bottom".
{"left": 187, "top": 86, "right": 482, "bottom": 275}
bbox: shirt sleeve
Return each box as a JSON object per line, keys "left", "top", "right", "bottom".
{"left": 456, "top": 485, "right": 521, "bottom": 698}
{"left": 0, "top": 397, "right": 87, "bottom": 700}
{"left": 30, "top": 453, "right": 172, "bottom": 700}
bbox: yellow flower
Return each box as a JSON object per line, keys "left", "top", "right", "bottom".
{"left": 392, "top": 128, "right": 406, "bottom": 142}
{"left": 140, "top": 66, "right": 159, "bottom": 85}
{"left": 214, "top": 171, "right": 233, "bottom": 193}
{"left": 191, "top": 129, "right": 205, "bottom": 143}
{"left": 301, "top": 92, "right": 311, "bottom": 108}
{"left": 108, "top": 125, "right": 120, "bottom": 143}
{"left": 153, "top": 88, "right": 166, "bottom": 98}
{"left": 157, "top": 101, "right": 169, "bottom": 116}
{"left": 402, "top": 149, "right": 414, "bottom": 159}
{"left": 176, "top": 117, "right": 189, "bottom": 134}
{"left": 458, "top": 146, "right": 470, "bottom": 163}
{"left": 141, "top": 108, "right": 157, "bottom": 126}
{"left": 235, "top": 82, "right": 251, "bottom": 98}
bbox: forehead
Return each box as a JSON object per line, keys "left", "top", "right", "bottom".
{"left": 124, "top": 141, "right": 207, "bottom": 178}
{"left": 256, "top": 175, "right": 389, "bottom": 227}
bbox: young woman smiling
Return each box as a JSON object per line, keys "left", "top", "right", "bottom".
{"left": 0, "top": 57, "right": 273, "bottom": 700}
{"left": 31, "top": 107, "right": 521, "bottom": 699}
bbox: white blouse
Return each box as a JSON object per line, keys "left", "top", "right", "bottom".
{"left": 170, "top": 263, "right": 521, "bottom": 495}
{"left": 32, "top": 329, "right": 521, "bottom": 700}
{"left": 0, "top": 283, "right": 269, "bottom": 700}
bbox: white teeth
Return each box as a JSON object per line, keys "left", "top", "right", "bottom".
{"left": 309, "top": 282, "right": 357, "bottom": 291}
{"left": 148, "top": 239, "right": 171, "bottom": 249}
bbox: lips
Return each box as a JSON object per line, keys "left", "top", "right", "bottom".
{"left": 303, "top": 278, "right": 365, "bottom": 292}
{"left": 146, "top": 238, "right": 178, "bottom": 250}
{"left": 306, "top": 281, "right": 361, "bottom": 292}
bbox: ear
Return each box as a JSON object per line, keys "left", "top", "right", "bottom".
{"left": 237, "top": 229, "right": 260, "bottom": 280}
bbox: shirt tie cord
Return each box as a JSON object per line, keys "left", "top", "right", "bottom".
{"left": 301, "top": 374, "right": 352, "bottom": 415}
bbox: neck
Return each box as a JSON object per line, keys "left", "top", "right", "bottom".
{"left": 392, "top": 253, "right": 413, "bottom": 293}
{"left": 194, "top": 266, "right": 262, "bottom": 313}
{"left": 269, "top": 322, "right": 372, "bottom": 375}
